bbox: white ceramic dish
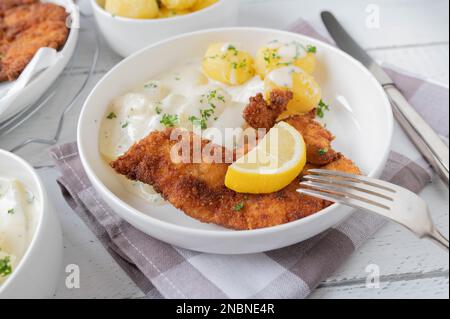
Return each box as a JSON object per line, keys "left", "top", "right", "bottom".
{"left": 0, "top": 0, "right": 79, "bottom": 123}
{"left": 91, "top": 0, "right": 239, "bottom": 57}
{"left": 78, "top": 28, "right": 393, "bottom": 255}
{"left": 0, "top": 150, "right": 62, "bottom": 299}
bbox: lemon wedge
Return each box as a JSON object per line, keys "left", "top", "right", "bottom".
{"left": 225, "top": 122, "right": 306, "bottom": 194}
{"left": 105, "top": 0, "right": 159, "bottom": 19}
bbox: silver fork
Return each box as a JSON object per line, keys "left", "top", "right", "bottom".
{"left": 297, "top": 169, "right": 449, "bottom": 251}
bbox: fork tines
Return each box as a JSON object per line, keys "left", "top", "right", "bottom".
{"left": 297, "top": 169, "right": 397, "bottom": 214}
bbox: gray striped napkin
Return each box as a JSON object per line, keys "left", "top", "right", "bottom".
{"left": 50, "top": 20, "right": 448, "bottom": 299}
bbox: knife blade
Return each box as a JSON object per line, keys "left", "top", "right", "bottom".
{"left": 320, "top": 11, "right": 394, "bottom": 86}
{"left": 321, "top": 11, "right": 449, "bottom": 186}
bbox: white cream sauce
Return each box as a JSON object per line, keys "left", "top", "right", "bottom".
{"left": 266, "top": 66, "right": 303, "bottom": 88}
{"left": 220, "top": 43, "right": 241, "bottom": 54}
{"left": 99, "top": 59, "right": 265, "bottom": 204}
{"left": 266, "top": 40, "right": 308, "bottom": 63}
{"left": 0, "top": 178, "right": 38, "bottom": 284}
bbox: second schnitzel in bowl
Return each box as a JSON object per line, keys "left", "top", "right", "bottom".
{"left": 0, "top": 0, "right": 79, "bottom": 122}
{"left": 78, "top": 28, "right": 393, "bottom": 254}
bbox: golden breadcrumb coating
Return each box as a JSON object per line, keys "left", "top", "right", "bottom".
{"left": 243, "top": 89, "right": 293, "bottom": 131}
{"left": 111, "top": 113, "right": 360, "bottom": 230}
{"left": 0, "top": 2, "right": 68, "bottom": 81}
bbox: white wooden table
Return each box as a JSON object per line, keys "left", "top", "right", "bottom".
{"left": 1, "top": 0, "right": 448, "bottom": 299}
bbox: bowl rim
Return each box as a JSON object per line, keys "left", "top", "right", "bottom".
{"left": 91, "top": 0, "right": 228, "bottom": 24}
{"left": 78, "top": 26, "right": 393, "bottom": 239}
{"left": 0, "top": 150, "right": 47, "bottom": 294}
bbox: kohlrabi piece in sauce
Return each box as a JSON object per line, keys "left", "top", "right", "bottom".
{"left": 0, "top": 178, "right": 38, "bottom": 284}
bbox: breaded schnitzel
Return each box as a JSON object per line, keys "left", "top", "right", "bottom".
{"left": 0, "top": 1, "right": 68, "bottom": 81}
{"left": 243, "top": 90, "right": 293, "bottom": 130}
{"left": 243, "top": 90, "right": 338, "bottom": 166}
{"left": 0, "top": 0, "right": 37, "bottom": 13}
{"left": 1, "top": 2, "right": 67, "bottom": 40}
{"left": 284, "top": 113, "right": 338, "bottom": 165}
{"left": 111, "top": 113, "right": 360, "bottom": 230}
{"left": 1, "top": 19, "right": 68, "bottom": 80}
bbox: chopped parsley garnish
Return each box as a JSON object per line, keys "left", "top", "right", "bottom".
{"left": 155, "top": 105, "right": 162, "bottom": 115}
{"left": 227, "top": 45, "right": 239, "bottom": 56}
{"left": 233, "top": 202, "right": 245, "bottom": 212}
{"left": 144, "top": 82, "right": 158, "bottom": 89}
{"left": 121, "top": 122, "right": 129, "bottom": 129}
{"left": 106, "top": 112, "right": 117, "bottom": 120}
{"left": 316, "top": 100, "right": 330, "bottom": 118}
{"left": 231, "top": 59, "right": 248, "bottom": 70}
{"left": 0, "top": 256, "right": 12, "bottom": 277}
{"left": 206, "top": 54, "right": 220, "bottom": 60}
{"left": 306, "top": 45, "right": 317, "bottom": 53}
{"left": 201, "top": 89, "right": 226, "bottom": 106}
{"left": 200, "top": 109, "right": 214, "bottom": 119}
{"left": 318, "top": 148, "right": 329, "bottom": 156}
{"left": 261, "top": 42, "right": 317, "bottom": 68}
{"left": 206, "top": 90, "right": 217, "bottom": 99}
{"left": 7, "top": 208, "right": 14, "bottom": 214}
{"left": 190, "top": 89, "right": 227, "bottom": 129}
{"left": 189, "top": 106, "right": 215, "bottom": 130}
{"left": 201, "top": 90, "right": 216, "bottom": 105}
{"left": 264, "top": 50, "right": 282, "bottom": 64}
{"left": 160, "top": 114, "right": 179, "bottom": 128}
{"left": 189, "top": 116, "right": 207, "bottom": 130}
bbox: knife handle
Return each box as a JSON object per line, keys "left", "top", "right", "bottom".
{"left": 384, "top": 84, "right": 449, "bottom": 185}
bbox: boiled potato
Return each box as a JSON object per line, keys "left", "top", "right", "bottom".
{"left": 265, "top": 66, "right": 321, "bottom": 114}
{"left": 105, "top": 0, "right": 159, "bottom": 19}
{"left": 161, "top": 0, "right": 198, "bottom": 10}
{"left": 202, "top": 43, "right": 255, "bottom": 86}
{"left": 255, "top": 41, "right": 317, "bottom": 77}
{"left": 158, "top": 7, "right": 190, "bottom": 18}
{"left": 190, "top": 0, "right": 218, "bottom": 11}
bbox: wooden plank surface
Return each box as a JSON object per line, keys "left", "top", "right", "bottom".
{"left": 0, "top": 0, "right": 448, "bottom": 299}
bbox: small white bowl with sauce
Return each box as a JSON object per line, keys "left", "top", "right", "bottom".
{"left": 0, "top": 150, "right": 62, "bottom": 299}
{"left": 91, "top": 0, "right": 239, "bottom": 57}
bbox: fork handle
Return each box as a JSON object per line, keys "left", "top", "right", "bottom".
{"left": 426, "top": 228, "right": 449, "bottom": 252}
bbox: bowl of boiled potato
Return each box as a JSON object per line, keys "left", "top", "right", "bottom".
{"left": 91, "top": 0, "right": 239, "bottom": 57}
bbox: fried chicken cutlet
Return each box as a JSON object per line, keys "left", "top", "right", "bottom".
{"left": 243, "top": 90, "right": 293, "bottom": 131}
{"left": 1, "top": 19, "right": 68, "bottom": 80}
{"left": 284, "top": 114, "right": 338, "bottom": 165}
{"left": 243, "top": 90, "right": 337, "bottom": 165}
{"left": 0, "top": 0, "right": 37, "bottom": 14}
{"left": 0, "top": 1, "right": 68, "bottom": 81}
{"left": 1, "top": 2, "right": 67, "bottom": 40}
{"left": 111, "top": 114, "right": 360, "bottom": 230}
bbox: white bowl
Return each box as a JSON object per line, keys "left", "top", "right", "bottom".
{"left": 0, "top": 0, "right": 79, "bottom": 123}
{"left": 78, "top": 28, "right": 393, "bottom": 255}
{"left": 91, "top": 0, "right": 239, "bottom": 57}
{"left": 0, "top": 150, "right": 62, "bottom": 299}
